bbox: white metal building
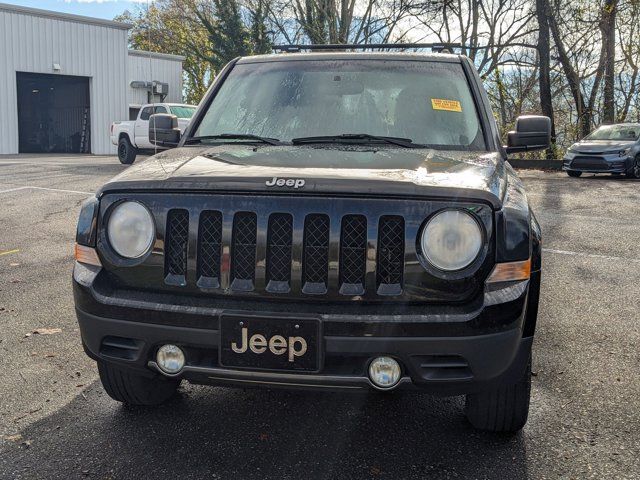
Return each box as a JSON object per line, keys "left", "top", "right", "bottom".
{"left": 0, "top": 3, "right": 185, "bottom": 155}
{"left": 127, "top": 50, "right": 185, "bottom": 120}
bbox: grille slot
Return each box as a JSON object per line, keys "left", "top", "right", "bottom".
{"left": 376, "top": 216, "right": 405, "bottom": 295}
{"left": 339, "top": 215, "right": 367, "bottom": 295}
{"left": 302, "top": 214, "right": 330, "bottom": 294}
{"left": 165, "top": 209, "right": 189, "bottom": 285}
{"left": 266, "top": 213, "right": 293, "bottom": 293}
{"left": 197, "top": 210, "right": 222, "bottom": 289}
{"left": 231, "top": 211, "right": 257, "bottom": 291}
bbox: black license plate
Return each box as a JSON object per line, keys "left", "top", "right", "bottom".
{"left": 219, "top": 315, "right": 321, "bottom": 372}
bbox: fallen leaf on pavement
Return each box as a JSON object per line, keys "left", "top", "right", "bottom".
{"left": 32, "top": 328, "right": 62, "bottom": 335}
{"left": 4, "top": 434, "right": 22, "bottom": 443}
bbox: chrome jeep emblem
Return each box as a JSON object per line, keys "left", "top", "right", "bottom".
{"left": 231, "top": 327, "right": 308, "bottom": 362}
{"left": 265, "top": 177, "right": 305, "bottom": 189}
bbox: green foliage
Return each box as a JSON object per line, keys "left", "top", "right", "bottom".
{"left": 115, "top": 5, "right": 213, "bottom": 104}
{"left": 117, "top": 0, "right": 272, "bottom": 103}
{"left": 204, "top": 0, "right": 252, "bottom": 70}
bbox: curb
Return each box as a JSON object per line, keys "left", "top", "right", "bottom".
{"left": 507, "top": 159, "right": 562, "bottom": 170}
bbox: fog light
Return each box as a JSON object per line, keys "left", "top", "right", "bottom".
{"left": 156, "top": 344, "right": 185, "bottom": 374}
{"left": 368, "top": 356, "right": 401, "bottom": 389}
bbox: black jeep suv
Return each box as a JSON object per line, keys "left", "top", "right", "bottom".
{"left": 74, "top": 49, "right": 550, "bottom": 432}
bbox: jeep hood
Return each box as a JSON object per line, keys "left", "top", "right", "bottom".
{"left": 99, "top": 145, "right": 508, "bottom": 208}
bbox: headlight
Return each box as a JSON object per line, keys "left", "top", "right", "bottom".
{"left": 107, "top": 201, "right": 155, "bottom": 258}
{"left": 420, "top": 210, "right": 483, "bottom": 271}
{"left": 619, "top": 148, "right": 631, "bottom": 157}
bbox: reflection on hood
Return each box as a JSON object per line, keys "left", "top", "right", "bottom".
{"left": 101, "top": 145, "right": 508, "bottom": 207}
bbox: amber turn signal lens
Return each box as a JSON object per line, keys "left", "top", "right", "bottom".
{"left": 74, "top": 244, "right": 102, "bottom": 267}
{"left": 486, "top": 258, "right": 531, "bottom": 283}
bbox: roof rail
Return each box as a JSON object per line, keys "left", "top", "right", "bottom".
{"left": 273, "top": 43, "right": 464, "bottom": 54}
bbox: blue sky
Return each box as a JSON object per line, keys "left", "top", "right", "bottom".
{"left": 3, "top": 0, "right": 147, "bottom": 20}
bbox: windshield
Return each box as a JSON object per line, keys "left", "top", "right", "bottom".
{"left": 193, "top": 60, "right": 486, "bottom": 150}
{"left": 585, "top": 125, "right": 640, "bottom": 141}
{"left": 170, "top": 106, "right": 196, "bottom": 119}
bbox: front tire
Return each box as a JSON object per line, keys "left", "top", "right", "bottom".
{"left": 566, "top": 170, "right": 582, "bottom": 178}
{"left": 626, "top": 156, "right": 640, "bottom": 179}
{"left": 465, "top": 354, "right": 531, "bottom": 433}
{"left": 117, "top": 136, "right": 137, "bottom": 165}
{"left": 98, "top": 361, "right": 179, "bottom": 406}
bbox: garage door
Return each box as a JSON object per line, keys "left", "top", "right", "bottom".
{"left": 16, "top": 72, "right": 91, "bottom": 154}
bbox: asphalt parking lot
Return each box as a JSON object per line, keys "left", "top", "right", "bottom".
{"left": 0, "top": 154, "right": 639, "bottom": 479}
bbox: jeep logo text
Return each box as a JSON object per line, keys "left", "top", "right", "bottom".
{"left": 265, "top": 177, "right": 305, "bottom": 189}
{"left": 231, "top": 327, "right": 308, "bottom": 362}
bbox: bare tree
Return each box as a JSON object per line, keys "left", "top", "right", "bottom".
{"left": 408, "top": 0, "right": 538, "bottom": 76}
{"left": 615, "top": 0, "right": 640, "bottom": 122}
{"left": 535, "top": 0, "right": 556, "bottom": 154}
{"left": 266, "top": 0, "right": 416, "bottom": 44}
{"left": 601, "top": 0, "right": 617, "bottom": 123}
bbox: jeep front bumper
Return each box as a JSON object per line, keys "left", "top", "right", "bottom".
{"left": 74, "top": 262, "right": 535, "bottom": 395}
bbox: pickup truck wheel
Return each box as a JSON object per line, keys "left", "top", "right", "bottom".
{"left": 97, "top": 361, "right": 179, "bottom": 406}
{"left": 464, "top": 353, "right": 531, "bottom": 433}
{"left": 118, "top": 136, "right": 137, "bottom": 165}
{"left": 626, "top": 156, "right": 640, "bottom": 179}
{"left": 566, "top": 170, "right": 582, "bottom": 178}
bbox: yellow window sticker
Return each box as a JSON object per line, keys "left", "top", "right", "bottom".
{"left": 431, "top": 98, "right": 462, "bottom": 112}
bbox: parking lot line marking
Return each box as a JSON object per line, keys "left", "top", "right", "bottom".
{"left": 0, "top": 249, "right": 20, "bottom": 256}
{"left": 543, "top": 248, "right": 640, "bottom": 263}
{"left": 0, "top": 186, "right": 91, "bottom": 195}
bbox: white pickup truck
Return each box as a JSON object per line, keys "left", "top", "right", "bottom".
{"left": 110, "top": 103, "right": 196, "bottom": 164}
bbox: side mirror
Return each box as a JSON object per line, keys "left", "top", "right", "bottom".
{"left": 505, "top": 115, "right": 551, "bottom": 154}
{"left": 149, "top": 114, "right": 180, "bottom": 147}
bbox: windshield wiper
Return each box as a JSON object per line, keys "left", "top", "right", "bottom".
{"left": 185, "top": 133, "right": 282, "bottom": 146}
{"left": 291, "top": 134, "right": 418, "bottom": 148}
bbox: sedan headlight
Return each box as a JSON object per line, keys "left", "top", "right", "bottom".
{"left": 619, "top": 148, "right": 631, "bottom": 157}
{"left": 107, "top": 201, "right": 155, "bottom": 258}
{"left": 420, "top": 210, "right": 483, "bottom": 271}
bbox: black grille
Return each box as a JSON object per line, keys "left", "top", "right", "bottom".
{"left": 339, "top": 215, "right": 367, "bottom": 294}
{"left": 302, "top": 214, "right": 330, "bottom": 294}
{"left": 266, "top": 213, "right": 293, "bottom": 292}
{"left": 165, "top": 209, "right": 189, "bottom": 282}
{"left": 572, "top": 156, "right": 608, "bottom": 170}
{"left": 376, "top": 216, "right": 405, "bottom": 294}
{"left": 197, "top": 210, "right": 222, "bottom": 288}
{"left": 231, "top": 212, "right": 257, "bottom": 289}
{"left": 112, "top": 193, "right": 493, "bottom": 303}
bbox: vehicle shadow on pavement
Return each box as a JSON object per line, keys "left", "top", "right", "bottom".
{"left": 2, "top": 380, "right": 530, "bottom": 479}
